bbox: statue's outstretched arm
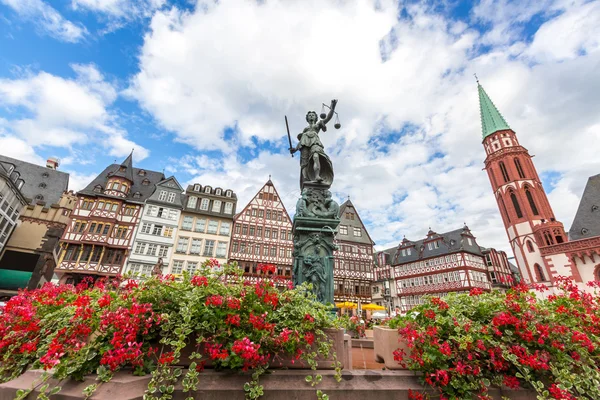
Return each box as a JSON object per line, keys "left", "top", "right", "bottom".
{"left": 321, "top": 99, "right": 338, "bottom": 125}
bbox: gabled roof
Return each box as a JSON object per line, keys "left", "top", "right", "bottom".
{"left": 337, "top": 199, "right": 375, "bottom": 245}
{"left": 478, "top": 82, "right": 511, "bottom": 139}
{"left": 375, "top": 226, "right": 482, "bottom": 266}
{"left": 0, "top": 154, "right": 69, "bottom": 206}
{"left": 569, "top": 173, "right": 600, "bottom": 240}
{"left": 233, "top": 179, "right": 293, "bottom": 225}
{"left": 78, "top": 163, "right": 164, "bottom": 204}
{"left": 146, "top": 176, "right": 184, "bottom": 208}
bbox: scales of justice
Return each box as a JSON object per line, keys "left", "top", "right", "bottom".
{"left": 285, "top": 99, "right": 342, "bottom": 308}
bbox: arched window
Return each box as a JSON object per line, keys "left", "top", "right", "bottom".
{"left": 543, "top": 231, "right": 554, "bottom": 246}
{"left": 525, "top": 189, "right": 539, "bottom": 215}
{"left": 526, "top": 240, "right": 534, "bottom": 253}
{"left": 534, "top": 263, "right": 545, "bottom": 282}
{"left": 499, "top": 162, "right": 510, "bottom": 182}
{"left": 510, "top": 192, "right": 523, "bottom": 218}
{"left": 514, "top": 158, "right": 525, "bottom": 179}
{"left": 500, "top": 197, "right": 510, "bottom": 222}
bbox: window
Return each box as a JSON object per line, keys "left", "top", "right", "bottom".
{"left": 158, "top": 245, "right": 168, "bottom": 258}
{"left": 182, "top": 216, "right": 193, "bottom": 230}
{"left": 226, "top": 190, "right": 232, "bottom": 197}
{"left": 188, "top": 196, "right": 197, "bottom": 209}
{"left": 224, "top": 202, "right": 233, "bottom": 214}
{"left": 38, "top": 183, "right": 46, "bottom": 188}
{"left": 163, "top": 227, "right": 173, "bottom": 238}
{"left": 272, "top": 229, "right": 278, "bottom": 239}
{"left": 467, "top": 237, "right": 473, "bottom": 246}
{"left": 499, "top": 162, "right": 510, "bottom": 182}
{"left": 167, "top": 209, "right": 178, "bottom": 220}
{"left": 124, "top": 206, "right": 135, "bottom": 216}
{"left": 514, "top": 158, "right": 525, "bottom": 179}
{"left": 186, "top": 262, "right": 198, "bottom": 275}
{"left": 135, "top": 242, "right": 147, "bottom": 254}
{"left": 200, "top": 198, "right": 210, "bottom": 210}
{"left": 339, "top": 225, "right": 348, "bottom": 235}
{"left": 194, "top": 184, "right": 200, "bottom": 192}
{"left": 142, "top": 179, "right": 150, "bottom": 186}
{"left": 172, "top": 260, "right": 184, "bottom": 274}
{"left": 138, "top": 170, "right": 146, "bottom": 176}
{"left": 144, "top": 223, "right": 159, "bottom": 235}
{"left": 510, "top": 192, "right": 523, "bottom": 218}
{"left": 203, "top": 240, "right": 215, "bottom": 256}
{"left": 141, "top": 223, "right": 151, "bottom": 234}
{"left": 220, "top": 222, "right": 231, "bottom": 235}
{"left": 216, "top": 189, "right": 222, "bottom": 195}
{"left": 500, "top": 197, "right": 511, "bottom": 222}
{"left": 158, "top": 191, "right": 167, "bottom": 201}
{"left": 176, "top": 237, "right": 189, "bottom": 253}
{"left": 212, "top": 200, "right": 222, "bottom": 212}
{"left": 207, "top": 220, "right": 219, "bottom": 234}
{"left": 146, "top": 244, "right": 158, "bottom": 256}
{"left": 112, "top": 182, "right": 120, "bottom": 190}
{"left": 257, "top": 227, "right": 263, "bottom": 237}
{"left": 254, "top": 245, "right": 260, "bottom": 255}
{"left": 89, "top": 223, "right": 97, "bottom": 233}
{"left": 205, "top": 186, "right": 211, "bottom": 193}
{"left": 102, "top": 225, "right": 110, "bottom": 235}
{"left": 190, "top": 239, "right": 202, "bottom": 254}
{"left": 534, "top": 263, "right": 545, "bottom": 282}
{"left": 526, "top": 189, "right": 539, "bottom": 215}
{"left": 265, "top": 228, "right": 270, "bottom": 238}
{"left": 120, "top": 184, "right": 127, "bottom": 192}
{"left": 146, "top": 205, "right": 157, "bottom": 216}
{"left": 270, "top": 246, "right": 277, "bottom": 257}
{"left": 216, "top": 242, "right": 227, "bottom": 257}
{"left": 167, "top": 192, "right": 176, "bottom": 203}
{"left": 353, "top": 227, "right": 362, "bottom": 237}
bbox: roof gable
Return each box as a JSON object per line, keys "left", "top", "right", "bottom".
{"left": 569, "top": 173, "right": 600, "bottom": 240}
{"left": 336, "top": 199, "right": 375, "bottom": 245}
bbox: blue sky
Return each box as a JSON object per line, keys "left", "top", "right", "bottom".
{"left": 1, "top": 0, "right": 599, "bottom": 252}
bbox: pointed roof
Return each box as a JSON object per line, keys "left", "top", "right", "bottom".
{"left": 478, "top": 82, "right": 511, "bottom": 139}
{"left": 569, "top": 173, "right": 600, "bottom": 240}
{"left": 337, "top": 199, "right": 375, "bottom": 245}
{"left": 110, "top": 152, "right": 134, "bottom": 183}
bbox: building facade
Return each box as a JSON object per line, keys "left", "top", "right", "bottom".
{"left": 375, "top": 226, "right": 510, "bottom": 313}
{"left": 333, "top": 199, "right": 375, "bottom": 304}
{"left": 0, "top": 155, "right": 71, "bottom": 295}
{"left": 478, "top": 82, "right": 600, "bottom": 290}
{"left": 228, "top": 179, "right": 293, "bottom": 283}
{"left": 170, "top": 183, "right": 237, "bottom": 275}
{"left": 125, "top": 177, "right": 184, "bottom": 277}
{"left": 55, "top": 154, "right": 164, "bottom": 283}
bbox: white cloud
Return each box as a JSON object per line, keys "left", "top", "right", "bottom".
{"left": 0, "top": 0, "right": 86, "bottom": 42}
{"left": 72, "top": 0, "right": 165, "bottom": 17}
{"left": 0, "top": 64, "right": 149, "bottom": 165}
{"left": 129, "top": 0, "right": 600, "bottom": 254}
{"left": 0, "top": 135, "right": 45, "bottom": 165}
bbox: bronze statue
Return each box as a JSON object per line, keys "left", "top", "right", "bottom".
{"left": 289, "top": 99, "right": 338, "bottom": 188}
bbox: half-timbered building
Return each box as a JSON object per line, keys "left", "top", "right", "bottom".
{"left": 333, "top": 199, "right": 375, "bottom": 304}
{"left": 55, "top": 154, "right": 164, "bottom": 283}
{"left": 171, "top": 183, "right": 237, "bottom": 275}
{"left": 228, "top": 179, "right": 293, "bottom": 283}
{"left": 125, "top": 177, "right": 184, "bottom": 277}
{"left": 375, "top": 226, "right": 509, "bottom": 313}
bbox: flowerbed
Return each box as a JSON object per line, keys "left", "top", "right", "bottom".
{"left": 0, "top": 260, "right": 341, "bottom": 400}
{"left": 388, "top": 277, "right": 600, "bottom": 400}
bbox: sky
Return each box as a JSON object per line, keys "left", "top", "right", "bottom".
{"left": 0, "top": 0, "right": 599, "bottom": 253}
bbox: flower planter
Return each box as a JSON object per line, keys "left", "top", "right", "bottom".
{"left": 173, "top": 328, "right": 345, "bottom": 370}
{"left": 373, "top": 326, "right": 409, "bottom": 370}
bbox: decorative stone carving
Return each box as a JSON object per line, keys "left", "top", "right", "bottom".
{"left": 295, "top": 188, "right": 340, "bottom": 219}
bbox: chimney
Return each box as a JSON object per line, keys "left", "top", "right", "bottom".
{"left": 46, "top": 157, "right": 59, "bottom": 170}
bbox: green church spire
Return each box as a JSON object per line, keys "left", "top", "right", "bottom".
{"left": 477, "top": 81, "right": 511, "bottom": 139}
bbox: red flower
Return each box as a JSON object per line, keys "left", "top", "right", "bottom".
{"left": 304, "top": 332, "right": 315, "bottom": 345}
{"left": 424, "top": 309, "right": 436, "bottom": 319}
{"left": 225, "top": 314, "right": 241, "bottom": 327}
{"left": 227, "top": 297, "right": 241, "bottom": 310}
{"left": 98, "top": 294, "right": 112, "bottom": 308}
{"left": 205, "top": 295, "right": 223, "bottom": 307}
{"left": 191, "top": 276, "right": 208, "bottom": 287}
{"left": 503, "top": 375, "right": 520, "bottom": 389}
{"left": 158, "top": 351, "right": 175, "bottom": 365}
{"left": 304, "top": 313, "right": 315, "bottom": 323}
{"left": 469, "top": 288, "right": 484, "bottom": 296}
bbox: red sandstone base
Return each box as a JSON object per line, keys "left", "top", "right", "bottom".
{"left": 0, "top": 369, "right": 537, "bottom": 400}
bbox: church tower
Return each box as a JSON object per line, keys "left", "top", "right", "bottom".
{"left": 478, "top": 82, "right": 567, "bottom": 285}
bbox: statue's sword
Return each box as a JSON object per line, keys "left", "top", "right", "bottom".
{"left": 285, "top": 115, "right": 294, "bottom": 157}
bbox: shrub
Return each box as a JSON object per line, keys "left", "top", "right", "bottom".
{"left": 0, "top": 260, "right": 340, "bottom": 400}
{"left": 393, "top": 277, "right": 600, "bottom": 400}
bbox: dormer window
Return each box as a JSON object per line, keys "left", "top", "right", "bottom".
{"left": 215, "top": 188, "right": 222, "bottom": 196}
{"left": 119, "top": 166, "right": 126, "bottom": 172}
{"left": 226, "top": 190, "right": 232, "bottom": 197}
{"left": 17, "top": 180, "right": 24, "bottom": 190}
{"left": 42, "top": 172, "right": 49, "bottom": 178}
{"left": 39, "top": 183, "right": 46, "bottom": 188}
{"left": 138, "top": 170, "right": 146, "bottom": 176}
{"left": 35, "top": 194, "right": 44, "bottom": 201}
{"left": 112, "top": 182, "right": 120, "bottom": 190}
{"left": 94, "top": 185, "right": 102, "bottom": 193}
{"left": 194, "top": 184, "right": 201, "bottom": 192}
{"left": 133, "top": 192, "right": 142, "bottom": 199}
{"left": 204, "top": 186, "right": 211, "bottom": 194}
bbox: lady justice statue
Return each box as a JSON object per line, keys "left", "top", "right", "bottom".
{"left": 288, "top": 99, "right": 339, "bottom": 189}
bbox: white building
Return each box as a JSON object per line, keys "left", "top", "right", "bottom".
{"left": 125, "top": 177, "right": 184, "bottom": 276}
